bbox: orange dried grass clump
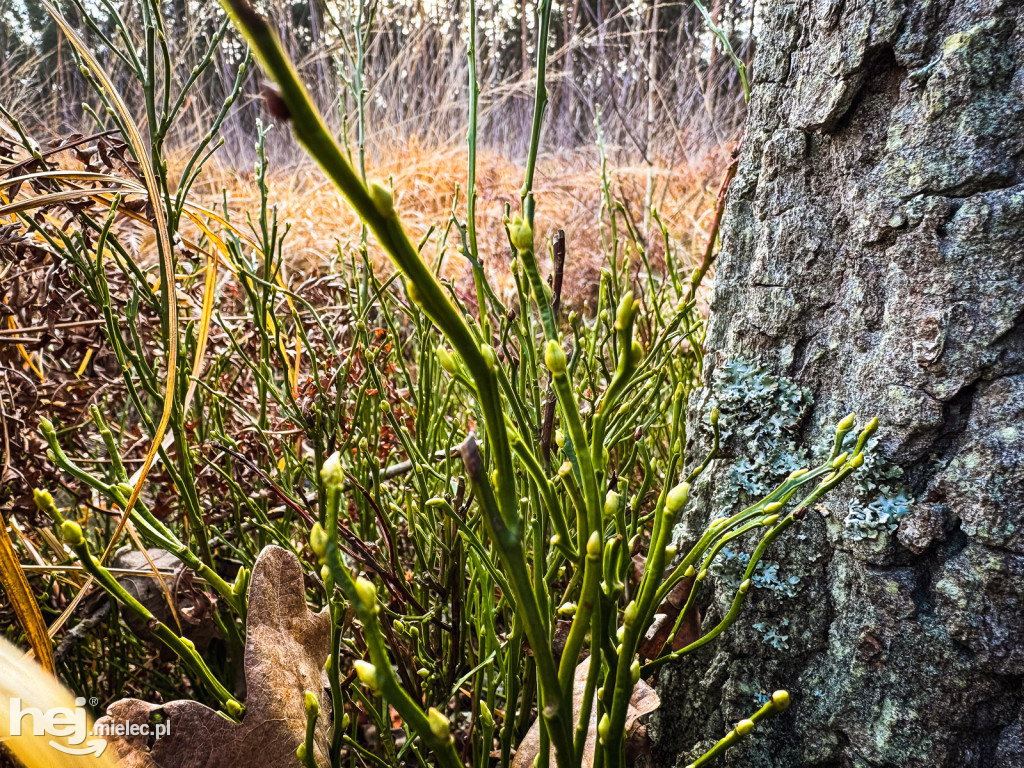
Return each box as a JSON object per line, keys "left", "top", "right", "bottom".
{"left": 183, "top": 138, "right": 727, "bottom": 308}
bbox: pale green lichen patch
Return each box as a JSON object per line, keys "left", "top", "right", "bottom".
{"left": 708, "top": 357, "right": 811, "bottom": 510}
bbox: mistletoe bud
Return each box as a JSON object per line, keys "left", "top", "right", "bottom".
{"left": 321, "top": 452, "right": 343, "bottom": 490}
{"left": 61, "top": 521, "right": 84, "bottom": 547}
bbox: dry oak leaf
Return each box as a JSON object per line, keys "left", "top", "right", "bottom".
{"left": 511, "top": 658, "right": 660, "bottom": 768}
{"left": 96, "top": 545, "right": 331, "bottom": 768}
{"left": 637, "top": 574, "right": 700, "bottom": 660}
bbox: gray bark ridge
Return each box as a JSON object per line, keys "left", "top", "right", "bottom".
{"left": 655, "top": 1, "right": 1024, "bottom": 767}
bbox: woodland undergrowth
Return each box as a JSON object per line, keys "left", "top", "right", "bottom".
{"left": 0, "top": 2, "right": 876, "bottom": 768}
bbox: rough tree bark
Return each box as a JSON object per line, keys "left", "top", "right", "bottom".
{"left": 653, "top": 1, "right": 1023, "bottom": 767}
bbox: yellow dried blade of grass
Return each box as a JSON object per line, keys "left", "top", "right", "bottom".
{"left": 179, "top": 210, "right": 224, "bottom": 412}
{"left": 47, "top": 576, "right": 94, "bottom": 638}
{"left": 0, "top": 187, "right": 45, "bottom": 381}
{"left": 179, "top": 204, "right": 303, "bottom": 396}
{"left": 40, "top": 0, "right": 178, "bottom": 566}
{"left": 6, "top": 315, "right": 45, "bottom": 381}
{"left": 76, "top": 348, "right": 95, "bottom": 377}
{"left": 110, "top": 198, "right": 216, "bottom": 265}
{"left": 0, "top": 636, "right": 117, "bottom": 766}
{"left": 0, "top": 186, "right": 142, "bottom": 218}
{"left": 0, "top": 516, "right": 55, "bottom": 674}
{"left": 126, "top": 523, "right": 182, "bottom": 634}
{"left": 0, "top": 169, "right": 145, "bottom": 192}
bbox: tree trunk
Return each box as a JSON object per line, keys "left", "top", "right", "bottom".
{"left": 655, "top": 1, "right": 1024, "bottom": 767}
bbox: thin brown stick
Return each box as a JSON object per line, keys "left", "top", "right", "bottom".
{"left": 541, "top": 229, "right": 566, "bottom": 466}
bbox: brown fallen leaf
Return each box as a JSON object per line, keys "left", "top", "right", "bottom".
{"left": 111, "top": 548, "right": 219, "bottom": 653}
{"left": 96, "top": 545, "right": 331, "bottom": 768}
{"left": 511, "top": 658, "right": 660, "bottom": 768}
{"left": 637, "top": 575, "right": 700, "bottom": 660}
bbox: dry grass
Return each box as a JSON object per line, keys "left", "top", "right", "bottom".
{"left": 181, "top": 139, "right": 729, "bottom": 308}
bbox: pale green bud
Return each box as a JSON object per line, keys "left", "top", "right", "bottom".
{"left": 321, "top": 452, "right": 344, "bottom": 489}
{"left": 507, "top": 215, "right": 533, "bottom": 252}
{"left": 33, "top": 489, "right": 59, "bottom": 521}
{"left": 772, "top": 690, "right": 790, "bottom": 709}
{"left": 369, "top": 181, "right": 395, "bottom": 217}
{"left": 545, "top": 340, "right": 567, "bottom": 375}
{"left": 232, "top": 567, "right": 249, "bottom": 597}
{"left": 666, "top": 482, "right": 691, "bottom": 513}
{"left": 603, "top": 491, "right": 620, "bottom": 519}
{"left": 309, "top": 522, "right": 328, "bottom": 558}
{"left": 480, "top": 344, "right": 498, "bottom": 371}
{"left": 437, "top": 347, "right": 457, "bottom": 375}
{"left": 427, "top": 707, "right": 451, "bottom": 740}
{"left": 61, "top": 520, "right": 84, "bottom": 547}
{"left": 586, "top": 531, "right": 601, "bottom": 558}
{"left": 406, "top": 278, "right": 423, "bottom": 306}
{"left": 735, "top": 719, "right": 754, "bottom": 736}
{"left": 615, "top": 291, "right": 635, "bottom": 329}
{"left": 354, "top": 576, "right": 377, "bottom": 611}
{"left": 304, "top": 691, "right": 320, "bottom": 718}
{"left": 353, "top": 660, "right": 378, "bottom": 691}
{"left": 478, "top": 701, "right": 494, "bottom": 729}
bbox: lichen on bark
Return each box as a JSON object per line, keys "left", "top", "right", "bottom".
{"left": 653, "top": 1, "right": 1024, "bottom": 766}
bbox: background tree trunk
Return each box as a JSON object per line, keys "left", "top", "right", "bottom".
{"left": 654, "top": 1, "right": 1024, "bottom": 767}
